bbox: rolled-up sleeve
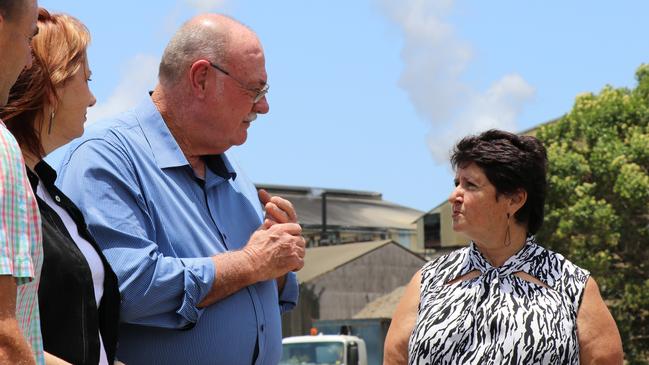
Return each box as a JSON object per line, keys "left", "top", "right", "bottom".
{"left": 0, "top": 129, "right": 37, "bottom": 285}
{"left": 278, "top": 272, "right": 299, "bottom": 313}
{"left": 58, "top": 138, "right": 215, "bottom": 329}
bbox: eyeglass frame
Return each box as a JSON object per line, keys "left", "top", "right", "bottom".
{"left": 208, "top": 61, "right": 269, "bottom": 104}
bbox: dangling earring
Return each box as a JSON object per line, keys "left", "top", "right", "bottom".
{"left": 504, "top": 212, "right": 512, "bottom": 247}
{"left": 48, "top": 110, "right": 55, "bottom": 135}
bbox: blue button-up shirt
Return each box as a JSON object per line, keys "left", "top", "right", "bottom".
{"left": 56, "top": 96, "right": 298, "bottom": 365}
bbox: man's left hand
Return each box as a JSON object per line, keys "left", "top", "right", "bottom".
{"left": 258, "top": 189, "right": 298, "bottom": 228}
{"left": 258, "top": 189, "right": 303, "bottom": 282}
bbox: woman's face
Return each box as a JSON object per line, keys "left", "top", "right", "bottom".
{"left": 448, "top": 162, "right": 511, "bottom": 244}
{"left": 52, "top": 57, "right": 96, "bottom": 143}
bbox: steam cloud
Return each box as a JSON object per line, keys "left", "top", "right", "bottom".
{"left": 379, "top": 0, "right": 535, "bottom": 162}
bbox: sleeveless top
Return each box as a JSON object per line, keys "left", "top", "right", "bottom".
{"left": 408, "top": 237, "right": 589, "bottom": 365}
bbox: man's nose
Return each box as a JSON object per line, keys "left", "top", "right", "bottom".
{"left": 253, "top": 96, "right": 269, "bottom": 114}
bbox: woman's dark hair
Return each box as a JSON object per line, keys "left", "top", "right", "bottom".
{"left": 450, "top": 129, "right": 548, "bottom": 234}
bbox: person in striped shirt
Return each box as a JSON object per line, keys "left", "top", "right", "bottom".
{"left": 0, "top": 0, "right": 43, "bottom": 364}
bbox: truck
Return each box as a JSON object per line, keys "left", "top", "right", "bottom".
{"left": 280, "top": 334, "right": 367, "bottom": 365}
{"left": 281, "top": 318, "right": 390, "bottom": 365}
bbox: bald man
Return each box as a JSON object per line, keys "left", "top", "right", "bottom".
{"left": 58, "top": 14, "right": 304, "bottom": 365}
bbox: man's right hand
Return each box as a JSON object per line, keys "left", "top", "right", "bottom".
{"left": 198, "top": 223, "right": 306, "bottom": 307}
{"left": 242, "top": 223, "right": 305, "bottom": 281}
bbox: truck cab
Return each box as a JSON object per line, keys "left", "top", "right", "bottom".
{"left": 280, "top": 335, "right": 368, "bottom": 365}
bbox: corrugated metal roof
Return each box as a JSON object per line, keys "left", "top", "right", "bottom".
{"left": 256, "top": 184, "right": 383, "bottom": 200}
{"left": 277, "top": 194, "right": 422, "bottom": 230}
{"left": 256, "top": 184, "right": 422, "bottom": 230}
{"left": 353, "top": 286, "right": 405, "bottom": 319}
{"left": 297, "top": 240, "right": 393, "bottom": 283}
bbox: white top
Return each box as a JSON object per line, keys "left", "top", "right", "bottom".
{"left": 37, "top": 180, "right": 109, "bottom": 365}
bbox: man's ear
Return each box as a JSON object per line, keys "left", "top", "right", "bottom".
{"left": 188, "top": 60, "right": 210, "bottom": 99}
{"left": 509, "top": 188, "right": 528, "bottom": 215}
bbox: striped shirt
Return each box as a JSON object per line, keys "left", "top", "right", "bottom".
{"left": 0, "top": 121, "right": 44, "bottom": 365}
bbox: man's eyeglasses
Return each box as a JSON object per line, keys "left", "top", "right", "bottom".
{"left": 208, "top": 61, "right": 269, "bottom": 104}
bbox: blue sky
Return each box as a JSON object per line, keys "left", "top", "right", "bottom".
{"left": 40, "top": 0, "right": 649, "bottom": 211}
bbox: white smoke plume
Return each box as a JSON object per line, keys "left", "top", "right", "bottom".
{"left": 380, "top": 0, "right": 535, "bottom": 162}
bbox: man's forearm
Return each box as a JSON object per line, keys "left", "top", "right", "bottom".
{"left": 197, "top": 250, "right": 258, "bottom": 308}
{"left": 0, "top": 276, "right": 37, "bottom": 365}
{"left": 0, "top": 320, "right": 36, "bottom": 365}
{"left": 197, "top": 223, "right": 304, "bottom": 308}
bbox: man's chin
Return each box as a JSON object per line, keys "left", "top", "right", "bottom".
{"left": 233, "top": 132, "right": 248, "bottom": 146}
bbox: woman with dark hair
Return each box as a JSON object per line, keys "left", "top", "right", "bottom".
{"left": 384, "top": 130, "right": 623, "bottom": 364}
{"left": 0, "top": 8, "right": 119, "bottom": 365}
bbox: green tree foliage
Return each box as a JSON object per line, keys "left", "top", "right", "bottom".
{"left": 536, "top": 64, "right": 649, "bottom": 363}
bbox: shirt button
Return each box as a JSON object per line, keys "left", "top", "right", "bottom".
{"left": 54, "top": 195, "right": 61, "bottom": 203}
{"left": 260, "top": 325, "right": 265, "bottom": 332}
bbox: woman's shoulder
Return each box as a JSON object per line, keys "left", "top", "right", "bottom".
{"left": 527, "top": 241, "right": 590, "bottom": 308}
{"left": 420, "top": 246, "right": 472, "bottom": 282}
{"left": 423, "top": 245, "right": 471, "bottom": 267}
{"left": 528, "top": 242, "right": 589, "bottom": 282}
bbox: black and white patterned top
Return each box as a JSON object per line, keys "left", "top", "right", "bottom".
{"left": 408, "top": 236, "right": 589, "bottom": 364}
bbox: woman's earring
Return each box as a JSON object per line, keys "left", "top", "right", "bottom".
{"left": 48, "top": 110, "right": 55, "bottom": 135}
{"left": 504, "top": 213, "right": 512, "bottom": 247}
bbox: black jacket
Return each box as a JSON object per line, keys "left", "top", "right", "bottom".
{"left": 28, "top": 161, "right": 120, "bottom": 365}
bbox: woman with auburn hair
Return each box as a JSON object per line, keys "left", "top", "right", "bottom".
{"left": 384, "top": 130, "right": 623, "bottom": 364}
{"left": 0, "top": 8, "right": 119, "bottom": 365}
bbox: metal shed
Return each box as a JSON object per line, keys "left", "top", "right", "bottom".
{"left": 282, "top": 240, "right": 427, "bottom": 337}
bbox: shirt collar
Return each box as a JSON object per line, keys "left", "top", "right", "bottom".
{"left": 468, "top": 235, "right": 537, "bottom": 273}
{"left": 136, "top": 93, "right": 237, "bottom": 181}
{"left": 136, "top": 94, "right": 190, "bottom": 169}
{"left": 27, "top": 166, "right": 39, "bottom": 194}
{"left": 27, "top": 160, "right": 58, "bottom": 194}
{"left": 205, "top": 155, "right": 237, "bottom": 181}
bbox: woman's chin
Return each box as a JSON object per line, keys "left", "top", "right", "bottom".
{"left": 451, "top": 221, "right": 464, "bottom": 232}
{"left": 72, "top": 127, "right": 85, "bottom": 140}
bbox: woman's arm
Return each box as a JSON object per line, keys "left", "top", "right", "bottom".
{"left": 383, "top": 270, "right": 421, "bottom": 365}
{"left": 577, "top": 277, "right": 624, "bottom": 364}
